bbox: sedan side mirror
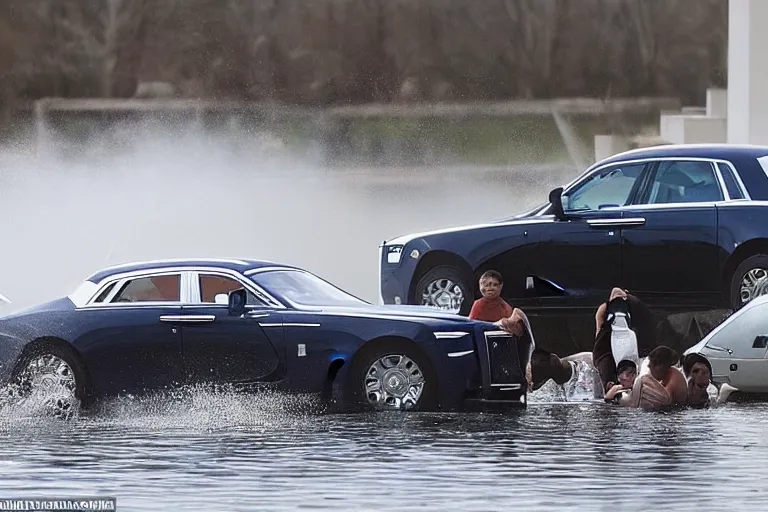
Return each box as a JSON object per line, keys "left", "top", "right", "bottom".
{"left": 548, "top": 187, "right": 567, "bottom": 220}
{"left": 228, "top": 289, "right": 247, "bottom": 316}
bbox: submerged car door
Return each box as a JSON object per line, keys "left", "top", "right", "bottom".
{"left": 179, "top": 272, "right": 281, "bottom": 385}
{"left": 619, "top": 160, "right": 721, "bottom": 310}
{"left": 526, "top": 161, "right": 650, "bottom": 311}
{"left": 75, "top": 272, "right": 185, "bottom": 395}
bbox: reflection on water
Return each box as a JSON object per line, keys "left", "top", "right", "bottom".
{"left": 1, "top": 386, "right": 766, "bottom": 511}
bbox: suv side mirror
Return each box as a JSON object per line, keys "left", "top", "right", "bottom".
{"left": 549, "top": 187, "right": 567, "bottom": 220}
{"left": 228, "top": 289, "right": 247, "bottom": 316}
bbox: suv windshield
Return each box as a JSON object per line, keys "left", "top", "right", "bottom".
{"left": 249, "top": 270, "right": 367, "bottom": 307}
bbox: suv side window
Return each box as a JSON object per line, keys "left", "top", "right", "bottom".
{"left": 646, "top": 161, "right": 724, "bottom": 204}
{"left": 563, "top": 163, "right": 645, "bottom": 212}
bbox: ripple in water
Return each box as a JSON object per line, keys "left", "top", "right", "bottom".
{"left": 1, "top": 380, "right": 767, "bottom": 511}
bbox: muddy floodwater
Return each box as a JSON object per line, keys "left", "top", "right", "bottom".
{"left": 0, "top": 129, "right": 765, "bottom": 510}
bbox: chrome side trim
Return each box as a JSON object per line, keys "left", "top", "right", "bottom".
{"left": 447, "top": 350, "right": 474, "bottom": 358}
{"left": 717, "top": 200, "right": 768, "bottom": 207}
{"left": 159, "top": 315, "right": 216, "bottom": 323}
{"left": 434, "top": 331, "right": 470, "bottom": 339}
{"left": 99, "top": 258, "right": 252, "bottom": 273}
{"left": 259, "top": 323, "right": 321, "bottom": 328}
{"left": 78, "top": 266, "right": 285, "bottom": 310}
{"left": 712, "top": 161, "right": 732, "bottom": 201}
{"left": 244, "top": 266, "right": 288, "bottom": 276}
{"left": 586, "top": 217, "right": 646, "bottom": 227}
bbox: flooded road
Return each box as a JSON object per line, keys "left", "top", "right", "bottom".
{"left": 1, "top": 389, "right": 767, "bottom": 511}
{"left": 1, "top": 126, "right": 762, "bottom": 511}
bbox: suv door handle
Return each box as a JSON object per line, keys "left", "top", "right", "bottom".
{"left": 586, "top": 217, "right": 646, "bottom": 228}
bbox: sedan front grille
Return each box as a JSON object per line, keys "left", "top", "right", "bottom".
{"left": 484, "top": 330, "right": 525, "bottom": 387}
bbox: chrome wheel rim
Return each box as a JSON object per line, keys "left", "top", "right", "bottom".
{"left": 15, "top": 354, "right": 78, "bottom": 418}
{"left": 364, "top": 354, "right": 425, "bottom": 410}
{"left": 421, "top": 278, "right": 464, "bottom": 313}
{"left": 740, "top": 268, "right": 768, "bottom": 305}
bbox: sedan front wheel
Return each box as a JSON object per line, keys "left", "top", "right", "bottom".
{"left": 345, "top": 340, "right": 438, "bottom": 411}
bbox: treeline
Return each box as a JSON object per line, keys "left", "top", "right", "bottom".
{"left": 0, "top": 0, "right": 727, "bottom": 110}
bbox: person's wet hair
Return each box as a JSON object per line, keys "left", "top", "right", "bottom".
{"left": 683, "top": 353, "right": 713, "bottom": 380}
{"left": 616, "top": 359, "right": 637, "bottom": 375}
{"left": 648, "top": 345, "right": 679, "bottom": 368}
{"left": 530, "top": 351, "right": 572, "bottom": 390}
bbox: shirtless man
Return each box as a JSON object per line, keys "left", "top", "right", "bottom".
{"left": 617, "top": 346, "right": 687, "bottom": 410}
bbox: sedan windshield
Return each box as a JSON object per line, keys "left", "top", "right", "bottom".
{"left": 250, "top": 270, "right": 367, "bottom": 307}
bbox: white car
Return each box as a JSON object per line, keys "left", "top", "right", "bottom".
{"left": 685, "top": 294, "right": 768, "bottom": 395}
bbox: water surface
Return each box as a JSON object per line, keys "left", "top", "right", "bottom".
{"left": 1, "top": 389, "right": 766, "bottom": 511}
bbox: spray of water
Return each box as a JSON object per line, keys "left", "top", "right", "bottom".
{"left": 0, "top": 115, "right": 573, "bottom": 422}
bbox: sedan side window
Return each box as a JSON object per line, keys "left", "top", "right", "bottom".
{"left": 111, "top": 274, "right": 181, "bottom": 303}
{"left": 563, "top": 163, "right": 645, "bottom": 212}
{"left": 199, "top": 274, "right": 265, "bottom": 306}
{"left": 646, "top": 161, "right": 724, "bottom": 204}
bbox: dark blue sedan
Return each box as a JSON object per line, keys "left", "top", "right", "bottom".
{"left": 379, "top": 144, "right": 768, "bottom": 352}
{"left": 0, "top": 259, "right": 531, "bottom": 417}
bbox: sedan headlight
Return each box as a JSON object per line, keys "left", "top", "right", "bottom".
{"left": 386, "top": 245, "right": 404, "bottom": 264}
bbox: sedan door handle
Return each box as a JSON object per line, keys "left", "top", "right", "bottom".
{"left": 246, "top": 312, "right": 271, "bottom": 319}
{"left": 586, "top": 217, "right": 646, "bottom": 228}
{"left": 159, "top": 315, "right": 216, "bottom": 324}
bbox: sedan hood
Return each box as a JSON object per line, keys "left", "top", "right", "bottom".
{"left": 309, "top": 304, "right": 479, "bottom": 323}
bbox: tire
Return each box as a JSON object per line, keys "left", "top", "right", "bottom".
{"left": 729, "top": 254, "right": 768, "bottom": 310}
{"left": 343, "top": 339, "right": 439, "bottom": 412}
{"left": 9, "top": 342, "right": 88, "bottom": 419}
{"left": 413, "top": 265, "right": 472, "bottom": 316}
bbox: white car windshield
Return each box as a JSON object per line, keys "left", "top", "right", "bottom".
{"left": 250, "top": 270, "right": 367, "bottom": 307}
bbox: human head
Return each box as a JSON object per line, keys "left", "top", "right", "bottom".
{"left": 683, "top": 353, "right": 712, "bottom": 388}
{"left": 479, "top": 270, "right": 504, "bottom": 299}
{"left": 647, "top": 346, "right": 680, "bottom": 380}
{"left": 530, "top": 352, "right": 572, "bottom": 390}
{"left": 616, "top": 359, "right": 637, "bottom": 388}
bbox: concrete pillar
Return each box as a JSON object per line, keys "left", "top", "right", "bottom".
{"left": 727, "top": 0, "right": 768, "bottom": 144}
{"left": 707, "top": 88, "right": 727, "bottom": 118}
{"left": 594, "top": 135, "right": 629, "bottom": 162}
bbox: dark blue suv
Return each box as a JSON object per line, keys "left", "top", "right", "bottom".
{"left": 379, "top": 144, "right": 768, "bottom": 352}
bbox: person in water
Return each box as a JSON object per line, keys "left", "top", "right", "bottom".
{"left": 593, "top": 287, "right": 657, "bottom": 394}
{"left": 603, "top": 359, "right": 638, "bottom": 402}
{"left": 682, "top": 352, "right": 713, "bottom": 406}
{"left": 615, "top": 346, "right": 688, "bottom": 410}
